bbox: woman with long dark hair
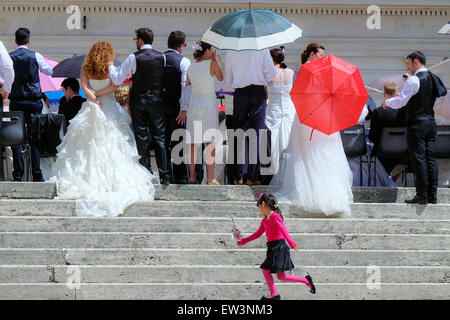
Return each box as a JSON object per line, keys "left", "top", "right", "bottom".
{"left": 270, "top": 43, "right": 353, "bottom": 216}
{"left": 180, "top": 41, "right": 223, "bottom": 185}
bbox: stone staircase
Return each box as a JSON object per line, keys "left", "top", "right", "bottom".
{"left": 0, "top": 182, "right": 449, "bottom": 300}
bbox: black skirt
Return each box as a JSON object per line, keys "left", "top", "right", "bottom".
{"left": 260, "top": 239, "right": 295, "bottom": 273}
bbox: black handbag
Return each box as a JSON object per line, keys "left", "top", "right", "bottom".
{"left": 0, "top": 111, "right": 27, "bottom": 146}
{"left": 377, "top": 127, "right": 409, "bottom": 159}
{"left": 340, "top": 125, "right": 367, "bottom": 157}
{"left": 428, "top": 71, "right": 447, "bottom": 98}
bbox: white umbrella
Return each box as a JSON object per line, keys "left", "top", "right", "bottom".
{"left": 438, "top": 21, "right": 450, "bottom": 34}
{"left": 429, "top": 58, "right": 450, "bottom": 80}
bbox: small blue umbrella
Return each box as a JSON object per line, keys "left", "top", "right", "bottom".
{"left": 202, "top": 9, "right": 302, "bottom": 50}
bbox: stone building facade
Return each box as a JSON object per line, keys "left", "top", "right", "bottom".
{"left": 0, "top": 0, "right": 448, "bottom": 104}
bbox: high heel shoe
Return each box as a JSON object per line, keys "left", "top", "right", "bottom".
{"left": 207, "top": 179, "right": 220, "bottom": 185}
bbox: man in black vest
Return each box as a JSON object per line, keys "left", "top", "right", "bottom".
{"left": 9, "top": 28, "right": 53, "bottom": 182}
{"left": 162, "top": 31, "right": 190, "bottom": 184}
{"left": 109, "top": 27, "right": 170, "bottom": 184}
{"left": 383, "top": 51, "right": 439, "bottom": 204}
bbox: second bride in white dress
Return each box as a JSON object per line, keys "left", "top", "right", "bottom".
{"left": 49, "top": 41, "right": 155, "bottom": 217}
{"left": 271, "top": 43, "right": 353, "bottom": 216}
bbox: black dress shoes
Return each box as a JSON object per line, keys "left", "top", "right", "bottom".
{"left": 306, "top": 275, "right": 316, "bottom": 294}
{"left": 405, "top": 196, "right": 428, "bottom": 205}
{"left": 428, "top": 198, "right": 438, "bottom": 204}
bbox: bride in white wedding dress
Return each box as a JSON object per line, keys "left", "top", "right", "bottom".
{"left": 271, "top": 43, "right": 353, "bottom": 216}
{"left": 49, "top": 42, "right": 155, "bottom": 217}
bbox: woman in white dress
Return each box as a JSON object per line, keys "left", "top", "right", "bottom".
{"left": 49, "top": 42, "right": 155, "bottom": 217}
{"left": 265, "top": 48, "right": 297, "bottom": 183}
{"left": 271, "top": 43, "right": 353, "bottom": 216}
{"left": 180, "top": 41, "right": 223, "bottom": 185}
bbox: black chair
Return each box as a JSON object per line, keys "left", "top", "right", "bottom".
{"left": 376, "top": 126, "right": 410, "bottom": 186}
{"left": 435, "top": 125, "right": 450, "bottom": 159}
{"left": 341, "top": 124, "right": 368, "bottom": 186}
{"left": 0, "top": 111, "right": 32, "bottom": 181}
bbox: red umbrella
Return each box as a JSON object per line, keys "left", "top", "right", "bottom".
{"left": 290, "top": 54, "right": 368, "bottom": 136}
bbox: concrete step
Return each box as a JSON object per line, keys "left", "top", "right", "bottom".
{"left": 1, "top": 248, "right": 448, "bottom": 266}
{"left": 1, "top": 217, "right": 449, "bottom": 234}
{"left": 1, "top": 265, "right": 449, "bottom": 284}
{"left": 1, "top": 232, "right": 449, "bottom": 250}
{"left": 1, "top": 182, "right": 450, "bottom": 203}
{"left": 1, "top": 200, "right": 449, "bottom": 219}
{"left": 0, "top": 182, "right": 56, "bottom": 199}
{"left": 1, "top": 283, "right": 449, "bottom": 300}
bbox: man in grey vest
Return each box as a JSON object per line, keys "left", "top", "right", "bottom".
{"left": 9, "top": 28, "right": 53, "bottom": 182}
{"left": 109, "top": 27, "right": 170, "bottom": 184}
{"left": 383, "top": 51, "right": 442, "bottom": 204}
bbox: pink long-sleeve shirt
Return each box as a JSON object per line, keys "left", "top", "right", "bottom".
{"left": 239, "top": 212, "right": 297, "bottom": 248}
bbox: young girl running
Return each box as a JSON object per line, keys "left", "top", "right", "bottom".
{"left": 236, "top": 193, "right": 316, "bottom": 300}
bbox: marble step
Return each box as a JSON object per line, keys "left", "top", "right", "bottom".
{"left": 1, "top": 248, "right": 449, "bottom": 266}
{"left": 1, "top": 216, "right": 449, "bottom": 234}
{"left": 1, "top": 265, "right": 449, "bottom": 284}
{"left": 1, "top": 282, "right": 449, "bottom": 300}
{"left": 1, "top": 232, "right": 449, "bottom": 250}
{"left": 0, "top": 199, "right": 449, "bottom": 219}
{"left": 1, "top": 182, "right": 449, "bottom": 204}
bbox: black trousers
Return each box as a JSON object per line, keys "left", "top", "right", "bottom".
{"left": 9, "top": 100, "right": 43, "bottom": 181}
{"left": 164, "top": 110, "right": 188, "bottom": 184}
{"left": 130, "top": 98, "right": 170, "bottom": 183}
{"left": 407, "top": 118, "right": 438, "bottom": 201}
{"left": 232, "top": 85, "right": 267, "bottom": 181}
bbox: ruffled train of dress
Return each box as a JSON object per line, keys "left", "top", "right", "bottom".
{"left": 49, "top": 98, "right": 155, "bottom": 217}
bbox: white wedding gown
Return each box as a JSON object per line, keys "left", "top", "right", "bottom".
{"left": 270, "top": 97, "right": 353, "bottom": 217}
{"left": 49, "top": 79, "right": 155, "bottom": 217}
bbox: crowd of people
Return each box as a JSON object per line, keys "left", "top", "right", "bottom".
{"left": 0, "top": 26, "right": 448, "bottom": 216}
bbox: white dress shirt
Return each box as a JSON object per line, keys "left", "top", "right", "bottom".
{"left": 385, "top": 67, "right": 428, "bottom": 109}
{"left": 224, "top": 49, "right": 277, "bottom": 89}
{"left": 165, "top": 48, "right": 191, "bottom": 111}
{"left": 109, "top": 44, "right": 166, "bottom": 85}
{"left": 16, "top": 45, "right": 53, "bottom": 77}
{"left": 0, "top": 41, "right": 14, "bottom": 93}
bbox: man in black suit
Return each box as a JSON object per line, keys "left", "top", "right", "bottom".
{"left": 108, "top": 27, "right": 171, "bottom": 184}
{"left": 383, "top": 51, "right": 441, "bottom": 204}
{"left": 369, "top": 82, "right": 406, "bottom": 174}
{"left": 58, "top": 78, "right": 86, "bottom": 127}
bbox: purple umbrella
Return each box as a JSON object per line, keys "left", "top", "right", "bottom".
{"left": 368, "top": 74, "right": 406, "bottom": 91}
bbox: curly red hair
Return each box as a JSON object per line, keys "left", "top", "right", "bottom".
{"left": 82, "top": 41, "right": 115, "bottom": 79}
